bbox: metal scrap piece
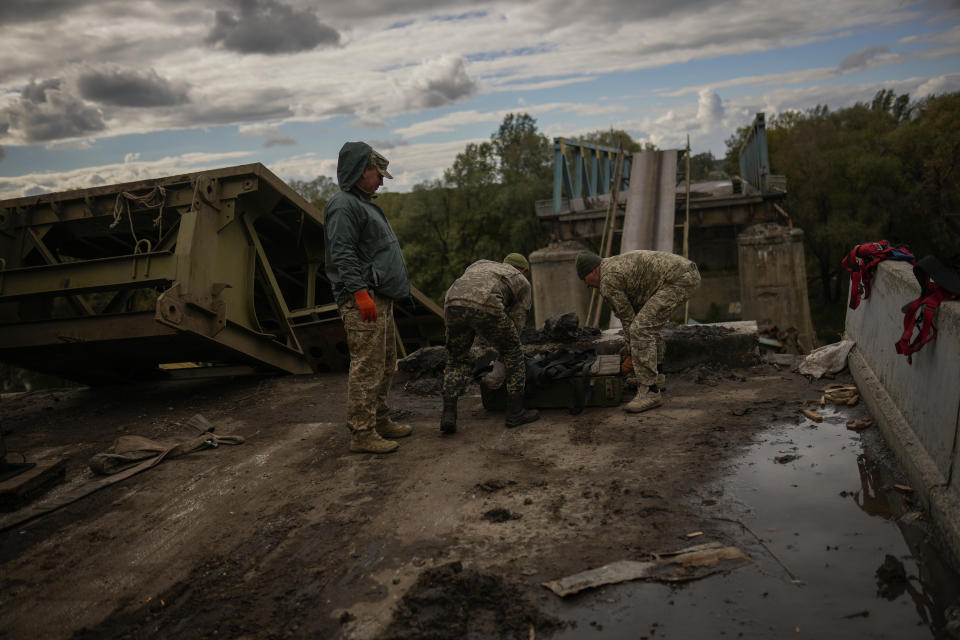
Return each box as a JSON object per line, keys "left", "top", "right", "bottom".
{"left": 542, "top": 542, "right": 753, "bottom": 597}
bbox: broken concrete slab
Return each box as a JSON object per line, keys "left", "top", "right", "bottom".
{"left": 542, "top": 542, "right": 753, "bottom": 596}
{"left": 660, "top": 321, "right": 759, "bottom": 372}
{"left": 0, "top": 459, "right": 67, "bottom": 512}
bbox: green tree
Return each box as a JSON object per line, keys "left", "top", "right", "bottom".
{"left": 687, "top": 151, "right": 720, "bottom": 180}
{"left": 288, "top": 175, "right": 338, "bottom": 211}
{"left": 769, "top": 103, "right": 904, "bottom": 303}
{"left": 386, "top": 113, "right": 553, "bottom": 304}
{"left": 491, "top": 113, "right": 552, "bottom": 185}
{"left": 579, "top": 128, "right": 645, "bottom": 153}
{"left": 889, "top": 92, "right": 960, "bottom": 263}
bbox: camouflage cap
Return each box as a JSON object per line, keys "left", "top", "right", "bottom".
{"left": 503, "top": 253, "right": 529, "bottom": 271}
{"left": 369, "top": 149, "right": 393, "bottom": 179}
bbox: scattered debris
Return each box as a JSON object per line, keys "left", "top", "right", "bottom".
{"left": 483, "top": 507, "right": 522, "bottom": 522}
{"left": 797, "top": 340, "right": 855, "bottom": 379}
{"left": 822, "top": 384, "right": 860, "bottom": 406}
{"left": 841, "top": 610, "right": 870, "bottom": 619}
{"left": 685, "top": 531, "right": 704, "bottom": 538}
{"left": 875, "top": 554, "right": 907, "bottom": 600}
{"left": 0, "top": 459, "right": 67, "bottom": 512}
{"left": 541, "top": 542, "right": 753, "bottom": 597}
{"left": 0, "top": 416, "right": 242, "bottom": 532}
{"left": 383, "top": 561, "right": 564, "bottom": 639}
{"left": 846, "top": 419, "right": 873, "bottom": 431}
{"left": 894, "top": 484, "right": 914, "bottom": 493}
{"left": 802, "top": 409, "right": 824, "bottom": 422}
{"left": 775, "top": 454, "right": 801, "bottom": 464}
{"left": 476, "top": 479, "right": 514, "bottom": 493}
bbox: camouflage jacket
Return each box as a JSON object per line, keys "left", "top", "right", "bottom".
{"left": 444, "top": 260, "right": 532, "bottom": 330}
{"left": 598, "top": 250, "right": 695, "bottom": 330}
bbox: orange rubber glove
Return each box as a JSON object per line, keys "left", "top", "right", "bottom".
{"left": 354, "top": 290, "right": 378, "bottom": 322}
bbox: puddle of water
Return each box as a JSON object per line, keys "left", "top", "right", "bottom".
{"left": 546, "top": 408, "right": 960, "bottom": 639}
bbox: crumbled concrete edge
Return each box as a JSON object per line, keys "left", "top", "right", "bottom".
{"left": 848, "top": 347, "right": 960, "bottom": 570}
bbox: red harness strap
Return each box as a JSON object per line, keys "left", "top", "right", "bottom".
{"left": 842, "top": 241, "right": 915, "bottom": 310}
{"left": 895, "top": 282, "right": 958, "bottom": 364}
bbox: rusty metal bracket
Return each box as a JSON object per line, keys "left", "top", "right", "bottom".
{"left": 132, "top": 239, "right": 152, "bottom": 278}
{"left": 195, "top": 175, "right": 221, "bottom": 212}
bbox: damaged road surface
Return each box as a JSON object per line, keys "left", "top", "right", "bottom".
{"left": 1, "top": 359, "right": 958, "bottom": 638}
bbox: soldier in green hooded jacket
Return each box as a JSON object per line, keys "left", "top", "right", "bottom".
{"left": 324, "top": 142, "right": 412, "bottom": 454}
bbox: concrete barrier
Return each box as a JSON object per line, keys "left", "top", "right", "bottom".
{"left": 845, "top": 260, "right": 960, "bottom": 564}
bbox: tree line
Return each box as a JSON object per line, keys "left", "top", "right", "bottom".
{"left": 292, "top": 90, "right": 959, "bottom": 337}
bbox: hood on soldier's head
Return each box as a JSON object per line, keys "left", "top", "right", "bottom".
{"left": 336, "top": 141, "right": 373, "bottom": 191}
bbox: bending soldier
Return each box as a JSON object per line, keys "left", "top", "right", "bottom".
{"left": 441, "top": 254, "right": 540, "bottom": 433}
{"left": 576, "top": 250, "right": 701, "bottom": 413}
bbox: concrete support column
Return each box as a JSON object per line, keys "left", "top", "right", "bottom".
{"left": 737, "top": 223, "right": 816, "bottom": 353}
{"left": 529, "top": 241, "right": 591, "bottom": 328}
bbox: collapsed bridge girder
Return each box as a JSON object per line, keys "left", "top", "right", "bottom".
{"left": 0, "top": 163, "right": 443, "bottom": 384}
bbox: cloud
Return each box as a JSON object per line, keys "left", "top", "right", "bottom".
{"left": 696, "top": 88, "right": 724, "bottom": 132}
{"left": 77, "top": 67, "right": 190, "bottom": 107}
{"left": 263, "top": 135, "right": 295, "bottom": 147}
{"left": 913, "top": 73, "right": 960, "bottom": 97}
{"left": 4, "top": 79, "right": 105, "bottom": 143}
{"left": 403, "top": 55, "right": 478, "bottom": 109}
{"left": 207, "top": 0, "right": 340, "bottom": 54}
{"left": 235, "top": 123, "right": 295, "bottom": 147}
{"left": 0, "top": 149, "right": 255, "bottom": 199}
{"left": 44, "top": 139, "right": 93, "bottom": 151}
{"left": 366, "top": 139, "right": 409, "bottom": 151}
{"left": 124, "top": 152, "right": 140, "bottom": 163}
{"left": 0, "top": 0, "right": 79, "bottom": 24}
{"left": 185, "top": 88, "right": 295, "bottom": 126}
{"left": 490, "top": 76, "right": 596, "bottom": 92}
{"left": 838, "top": 45, "right": 891, "bottom": 72}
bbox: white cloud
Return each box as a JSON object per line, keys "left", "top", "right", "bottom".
{"left": 696, "top": 88, "right": 724, "bottom": 133}
{"left": 0, "top": 150, "right": 254, "bottom": 199}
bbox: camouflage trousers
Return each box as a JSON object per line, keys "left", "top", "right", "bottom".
{"left": 628, "top": 263, "right": 701, "bottom": 387}
{"left": 443, "top": 305, "right": 525, "bottom": 397}
{"left": 339, "top": 293, "right": 397, "bottom": 435}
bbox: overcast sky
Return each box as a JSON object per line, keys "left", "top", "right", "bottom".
{"left": 1, "top": 0, "right": 958, "bottom": 198}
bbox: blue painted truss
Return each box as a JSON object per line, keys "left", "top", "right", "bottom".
{"left": 552, "top": 138, "right": 632, "bottom": 214}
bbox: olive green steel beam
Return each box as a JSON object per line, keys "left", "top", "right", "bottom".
{"left": 241, "top": 212, "right": 299, "bottom": 349}
{"left": 0, "top": 312, "right": 178, "bottom": 349}
{"left": 25, "top": 227, "right": 96, "bottom": 316}
{"left": 0, "top": 252, "right": 175, "bottom": 301}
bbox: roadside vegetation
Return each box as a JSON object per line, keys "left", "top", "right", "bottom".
{"left": 294, "top": 90, "right": 960, "bottom": 344}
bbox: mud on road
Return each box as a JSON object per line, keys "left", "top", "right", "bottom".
{"left": 0, "top": 363, "right": 853, "bottom": 639}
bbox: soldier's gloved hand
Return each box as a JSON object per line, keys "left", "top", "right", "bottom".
{"left": 354, "top": 290, "right": 378, "bottom": 322}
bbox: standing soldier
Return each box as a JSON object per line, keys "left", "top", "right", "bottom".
{"left": 324, "top": 141, "right": 412, "bottom": 454}
{"left": 576, "top": 250, "right": 701, "bottom": 413}
{"left": 440, "top": 254, "right": 539, "bottom": 433}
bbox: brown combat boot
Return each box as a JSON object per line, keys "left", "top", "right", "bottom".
{"left": 505, "top": 393, "right": 539, "bottom": 428}
{"left": 624, "top": 388, "right": 662, "bottom": 413}
{"left": 440, "top": 396, "right": 458, "bottom": 434}
{"left": 376, "top": 419, "right": 412, "bottom": 439}
{"left": 349, "top": 431, "right": 399, "bottom": 454}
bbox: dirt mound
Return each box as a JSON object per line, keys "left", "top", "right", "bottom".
{"left": 380, "top": 561, "right": 563, "bottom": 639}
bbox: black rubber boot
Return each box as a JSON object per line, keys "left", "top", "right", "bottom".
{"left": 505, "top": 393, "right": 539, "bottom": 428}
{"left": 440, "top": 396, "right": 458, "bottom": 434}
